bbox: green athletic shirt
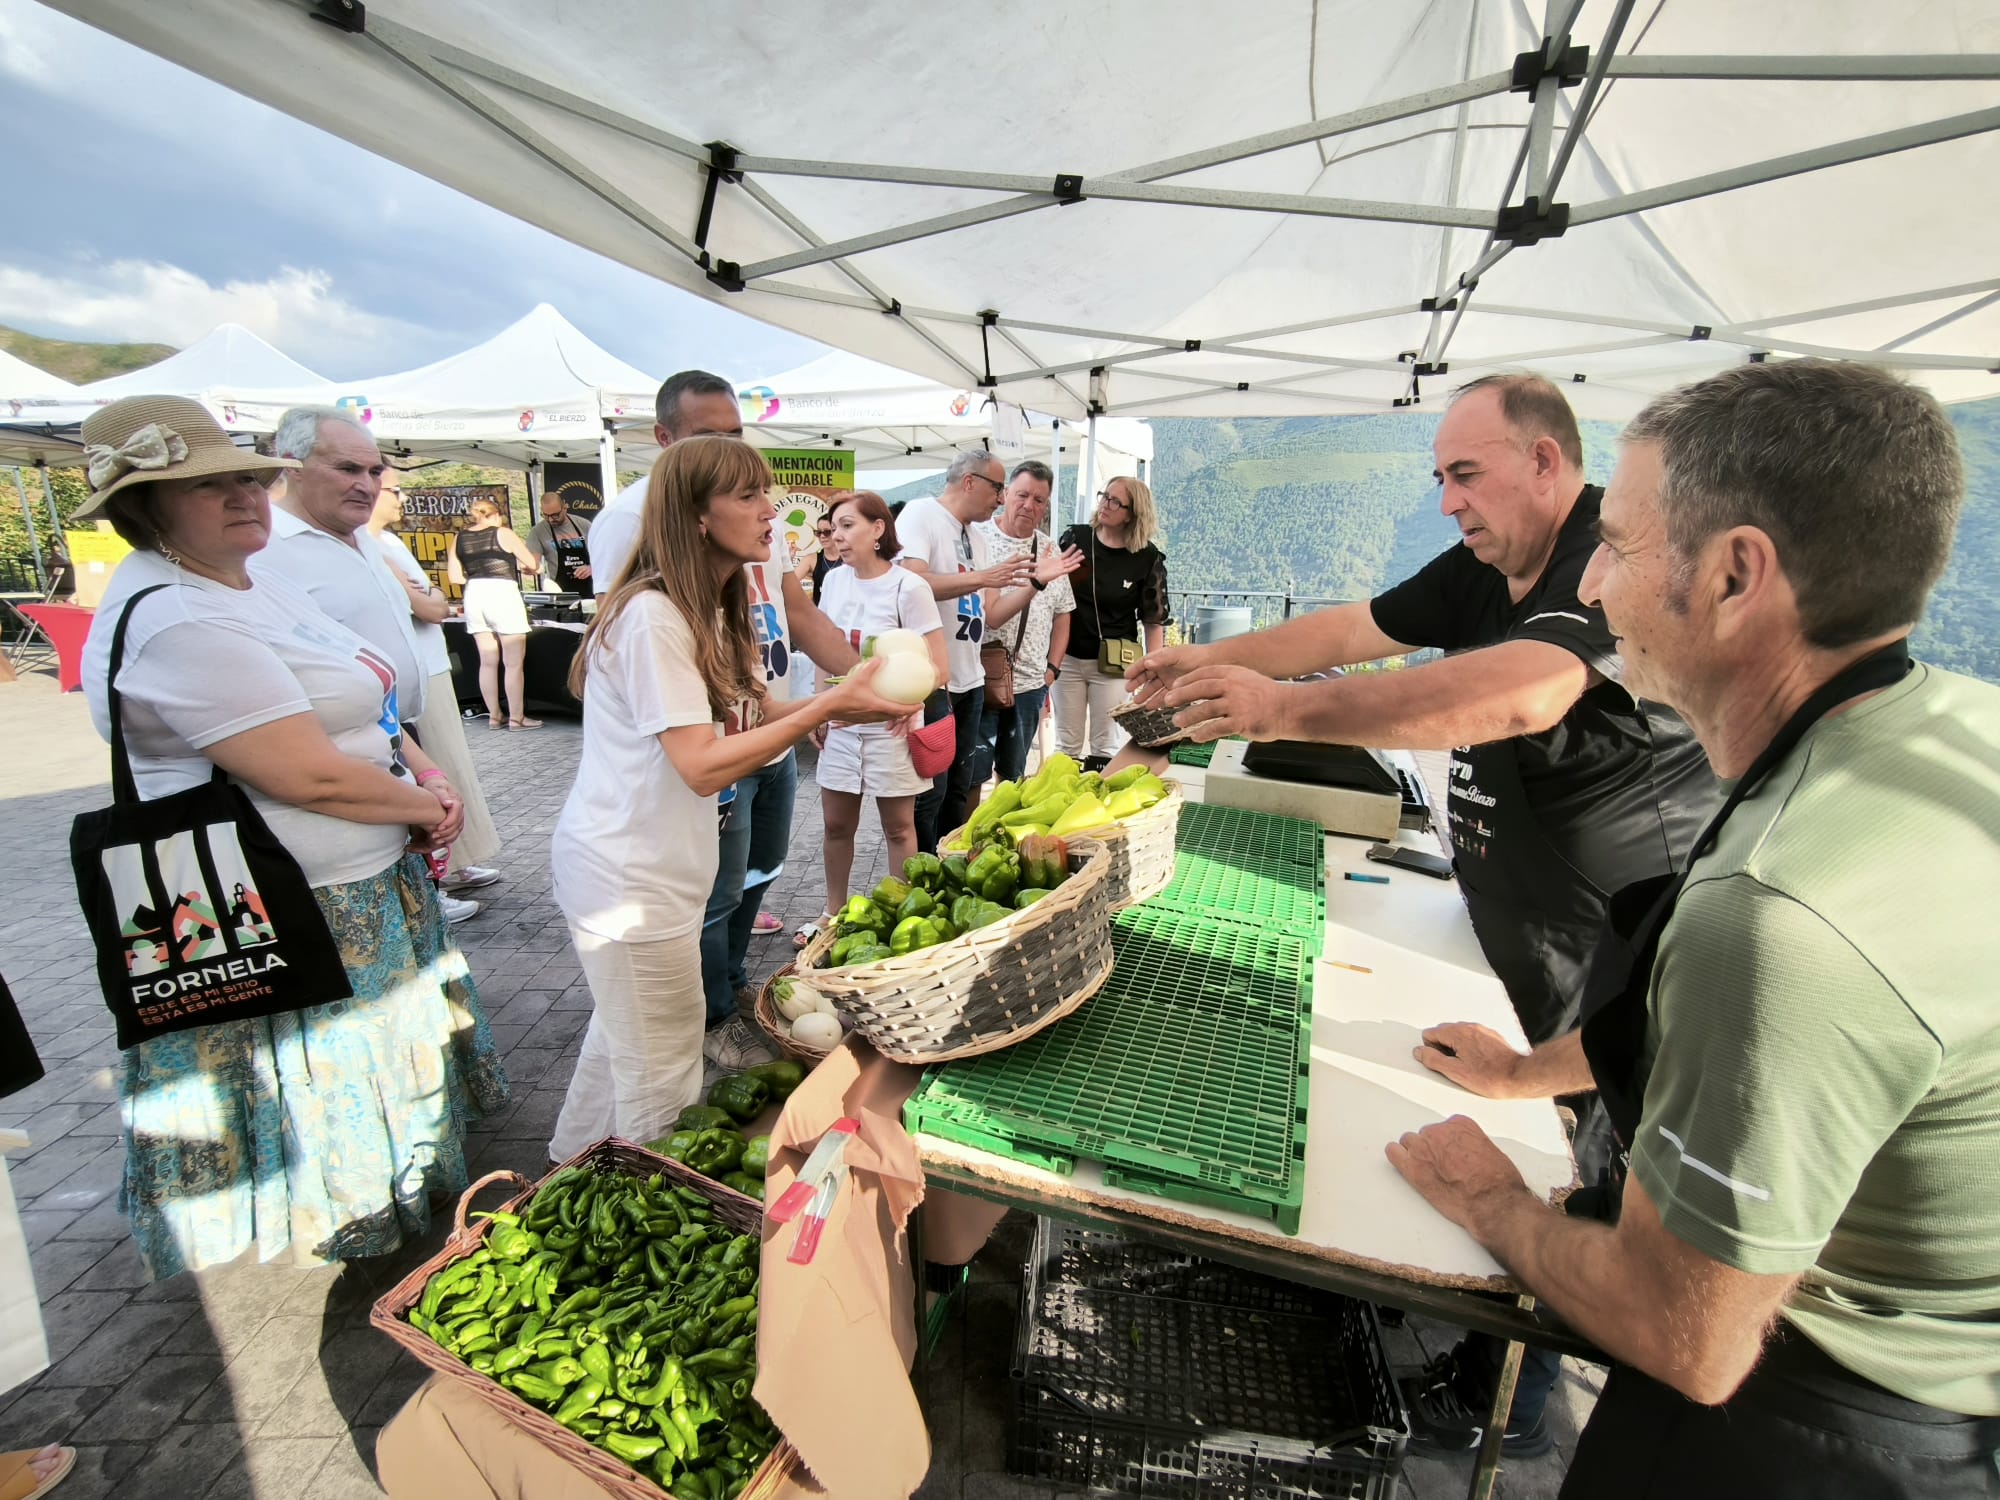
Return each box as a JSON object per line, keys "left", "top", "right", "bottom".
{"left": 1632, "top": 662, "right": 2000, "bottom": 1415}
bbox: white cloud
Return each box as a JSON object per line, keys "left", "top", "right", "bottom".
{"left": 0, "top": 6, "right": 51, "bottom": 79}
{"left": 0, "top": 259, "right": 425, "bottom": 371}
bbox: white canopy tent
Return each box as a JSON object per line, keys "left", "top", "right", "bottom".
{"left": 40, "top": 0, "right": 2000, "bottom": 425}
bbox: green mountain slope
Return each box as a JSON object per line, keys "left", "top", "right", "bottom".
{"left": 0, "top": 325, "right": 176, "bottom": 385}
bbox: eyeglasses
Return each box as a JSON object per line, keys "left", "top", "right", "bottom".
{"left": 966, "top": 471, "right": 1006, "bottom": 496}
{"left": 1096, "top": 490, "right": 1129, "bottom": 508}
{"left": 814, "top": 528, "right": 833, "bottom": 539}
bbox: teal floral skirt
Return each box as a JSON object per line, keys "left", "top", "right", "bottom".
{"left": 119, "top": 854, "right": 511, "bottom": 1279}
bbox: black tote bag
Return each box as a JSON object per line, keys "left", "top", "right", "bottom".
{"left": 70, "top": 585, "right": 355, "bottom": 1049}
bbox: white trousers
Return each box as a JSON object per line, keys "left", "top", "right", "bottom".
{"left": 1052, "top": 655, "right": 1128, "bottom": 761}
{"left": 548, "top": 924, "right": 705, "bottom": 1161}
{"left": 412, "top": 671, "right": 503, "bottom": 873}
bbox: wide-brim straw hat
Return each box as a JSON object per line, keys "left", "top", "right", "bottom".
{"left": 75, "top": 395, "right": 297, "bottom": 519}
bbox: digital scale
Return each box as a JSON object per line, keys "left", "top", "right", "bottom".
{"left": 1199, "top": 739, "right": 1432, "bottom": 841}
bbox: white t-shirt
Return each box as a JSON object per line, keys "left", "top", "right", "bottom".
{"left": 895, "top": 494, "right": 989, "bottom": 693}
{"left": 251, "top": 507, "right": 428, "bottom": 721}
{"left": 602, "top": 473, "right": 797, "bottom": 764}
{"left": 376, "top": 530, "right": 452, "bottom": 678}
{"left": 551, "top": 591, "right": 733, "bottom": 940}
{"left": 83, "top": 549, "right": 412, "bottom": 888}
{"left": 816, "top": 563, "right": 942, "bottom": 736}
{"left": 975, "top": 521, "right": 1075, "bottom": 691}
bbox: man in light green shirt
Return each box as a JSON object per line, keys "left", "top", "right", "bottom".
{"left": 1386, "top": 359, "right": 2000, "bottom": 1498}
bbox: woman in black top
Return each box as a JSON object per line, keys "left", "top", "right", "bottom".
{"left": 448, "top": 497, "right": 544, "bottom": 728}
{"left": 1054, "top": 475, "right": 1170, "bottom": 766}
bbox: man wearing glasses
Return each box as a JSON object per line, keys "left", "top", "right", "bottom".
{"left": 894, "top": 450, "right": 1034, "bottom": 850}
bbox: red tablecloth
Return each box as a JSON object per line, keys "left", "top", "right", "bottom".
{"left": 18, "top": 602, "right": 95, "bottom": 693}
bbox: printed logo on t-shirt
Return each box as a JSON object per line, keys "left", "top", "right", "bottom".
{"left": 953, "top": 529, "right": 984, "bottom": 645}
{"left": 1445, "top": 750, "right": 1499, "bottom": 862}
{"left": 348, "top": 642, "right": 407, "bottom": 775}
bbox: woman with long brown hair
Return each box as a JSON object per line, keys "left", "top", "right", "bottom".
{"left": 447, "top": 495, "right": 543, "bottom": 728}
{"left": 547, "top": 437, "right": 910, "bottom": 1157}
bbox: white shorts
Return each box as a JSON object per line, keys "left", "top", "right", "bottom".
{"left": 815, "top": 726, "right": 929, "bottom": 798}
{"left": 462, "top": 578, "right": 530, "bottom": 636}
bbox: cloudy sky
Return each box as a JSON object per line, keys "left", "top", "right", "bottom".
{"left": 0, "top": 1, "right": 824, "bottom": 383}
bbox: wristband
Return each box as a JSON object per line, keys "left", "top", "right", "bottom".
{"left": 1030, "top": 576, "right": 1047, "bottom": 592}
{"left": 415, "top": 769, "right": 447, "bottom": 786}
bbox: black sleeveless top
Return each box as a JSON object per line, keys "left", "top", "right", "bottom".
{"left": 455, "top": 526, "right": 519, "bottom": 583}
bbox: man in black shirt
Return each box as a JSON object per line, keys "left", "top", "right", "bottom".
{"left": 1132, "top": 374, "right": 1721, "bottom": 1458}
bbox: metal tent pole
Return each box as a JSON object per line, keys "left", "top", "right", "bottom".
{"left": 11, "top": 468, "right": 47, "bottom": 590}
{"left": 1081, "top": 414, "right": 1099, "bottom": 530}
{"left": 1048, "top": 420, "right": 1061, "bottom": 541}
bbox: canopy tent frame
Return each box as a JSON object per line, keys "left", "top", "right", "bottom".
{"left": 43, "top": 1, "right": 2000, "bottom": 422}
{"left": 327, "top": 0, "right": 2000, "bottom": 416}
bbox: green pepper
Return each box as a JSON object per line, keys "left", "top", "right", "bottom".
{"left": 902, "top": 852, "right": 943, "bottom": 886}
{"left": 683, "top": 1128, "right": 745, "bottom": 1177}
{"left": 834, "top": 942, "right": 891, "bottom": 967}
{"left": 718, "top": 1172, "right": 764, "bottom": 1201}
{"left": 888, "top": 914, "right": 932, "bottom": 955}
{"left": 504, "top": 1371, "right": 564, "bottom": 1405}
{"left": 652, "top": 1129, "right": 700, "bottom": 1163}
{"left": 674, "top": 1104, "right": 736, "bottom": 1133}
{"left": 1000, "top": 793, "right": 1070, "bottom": 830}
{"left": 893, "top": 887, "right": 936, "bottom": 923}
{"left": 706, "top": 1075, "right": 770, "bottom": 1124}
{"left": 738, "top": 1136, "right": 771, "bottom": 1179}
{"left": 836, "top": 894, "right": 891, "bottom": 931}
{"left": 868, "top": 876, "right": 913, "bottom": 911}
{"left": 741, "top": 1059, "right": 804, "bottom": 1101}
{"left": 977, "top": 853, "right": 1021, "bottom": 905}
{"left": 554, "top": 1375, "right": 607, "bottom": 1426}
{"left": 962, "top": 779, "right": 1022, "bottom": 843}
{"left": 605, "top": 1430, "right": 666, "bottom": 1464}
{"left": 1015, "top": 887, "right": 1050, "bottom": 908}
{"left": 827, "top": 932, "right": 867, "bottom": 967}
{"left": 939, "top": 853, "right": 970, "bottom": 891}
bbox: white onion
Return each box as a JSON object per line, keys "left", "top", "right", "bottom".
{"left": 871, "top": 651, "right": 937, "bottom": 705}
{"left": 868, "top": 628, "right": 928, "bottom": 660}
{"left": 790, "top": 1011, "right": 843, "bottom": 1047}
{"left": 773, "top": 980, "right": 822, "bottom": 1023}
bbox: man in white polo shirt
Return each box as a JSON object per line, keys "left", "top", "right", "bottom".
{"left": 593, "top": 371, "right": 858, "bottom": 1069}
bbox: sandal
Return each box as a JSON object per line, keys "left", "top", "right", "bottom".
{"left": 487, "top": 716, "right": 506, "bottom": 730}
{"left": 793, "top": 917, "right": 829, "bottom": 951}
{"left": 0, "top": 1446, "right": 75, "bottom": 1500}
{"left": 752, "top": 911, "right": 784, "bottom": 936}
{"left": 508, "top": 717, "right": 545, "bottom": 730}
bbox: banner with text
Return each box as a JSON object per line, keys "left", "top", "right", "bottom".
{"left": 767, "top": 449, "right": 855, "bottom": 564}
{"left": 395, "top": 484, "right": 508, "bottom": 600}
{"left": 542, "top": 461, "right": 606, "bottom": 520}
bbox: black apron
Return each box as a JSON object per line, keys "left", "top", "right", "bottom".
{"left": 1564, "top": 642, "right": 1999, "bottom": 1500}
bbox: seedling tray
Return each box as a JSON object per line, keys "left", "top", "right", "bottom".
{"left": 905, "top": 913, "right": 1311, "bottom": 1231}
{"left": 1141, "top": 850, "right": 1325, "bottom": 945}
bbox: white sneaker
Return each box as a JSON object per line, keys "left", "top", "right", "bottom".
{"left": 701, "top": 1015, "right": 776, "bottom": 1071}
{"left": 442, "top": 865, "right": 501, "bottom": 892}
{"left": 440, "top": 893, "right": 480, "bottom": 924}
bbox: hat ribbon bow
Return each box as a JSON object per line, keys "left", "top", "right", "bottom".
{"left": 86, "top": 424, "right": 189, "bottom": 489}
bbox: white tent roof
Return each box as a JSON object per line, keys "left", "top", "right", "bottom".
{"left": 44, "top": 1, "right": 2000, "bottom": 422}
{"left": 0, "top": 348, "right": 79, "bottom": 401}
{"left": 80, "top": 322, "right": 327, "bottom": 398}
{"left": 210, "top": 302, "right": 659, "bottom": 461}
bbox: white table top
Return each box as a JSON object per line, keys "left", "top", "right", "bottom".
{"left": 915, "top": 756, "right": 1574, "bottom": 1286}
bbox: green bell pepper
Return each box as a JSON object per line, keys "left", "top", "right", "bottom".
{"left": 1015, "top": 887, "right": 1050, "bottom": 908}
{"left": 940, "top": 853, "right": 970, "bottom": 890}
{"left": 653, "top": 1130, "right": 701, "bottom": 1163}
{"left": 869, "top": 876, "right": 913, "bottom": 910}
{"left": 832, "top": 941, "right": 891, "bottom": 967}
{"left": 739, "top": 1135, "right": 770, "bottom": 1178}
{"left": 674, "top": 1105, "right": 735, "bottom": 1133}
{"left": 836, "top": 894, "right": 891, "bottom": 931}
{"left": 977, "top": 853, "right": 1021, "bottom": 905}
{"left": 893, "top": 887, "right": 937, "bottom": 923}
{"left": 902, "top": 852, "right": 943, "bottom": 887}
{"left": 741, "top": 1060, "right": 804, "bottom": 1101}
{"left": 681, "top": 1129, "right": 745, "bottom": 1177}
{"left": 889, "top": 915, "right": 935, "bottom": 955}
{"left": 706, "top": 1075, "right": 770, "bottom": 1124}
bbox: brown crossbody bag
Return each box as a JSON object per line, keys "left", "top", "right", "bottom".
{"left": 979, "top": 534, "right": 1037, "bottom": 709}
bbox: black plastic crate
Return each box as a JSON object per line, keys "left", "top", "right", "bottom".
{"left": 1009, "top": 1221, "right": 1407, "bottom": 1499}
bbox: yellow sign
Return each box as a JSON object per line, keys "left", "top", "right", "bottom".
{"left": 767, "top": 449, "right": 854, "bottom": 563}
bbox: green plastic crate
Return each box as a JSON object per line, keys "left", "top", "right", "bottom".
{"left": 1144, "top": 851, "right": 1325, "bottom": 942}
{"left": 905, "top": 914, "right": 1312, "bottom": 1232}
{"left": 1174, "top": 802, "right": 1323, "bottom": 873}
{"left": 1167, "top": 740, "right": 1219, "bottom": 768}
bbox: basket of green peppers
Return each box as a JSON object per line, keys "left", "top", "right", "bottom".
{"left": 946, "top": 756, "right": 1181, "bottom": 910}
{"left": 795, "top": 832, "right": 1116, "bottom": 1064}
{"left": 371, "top": 1141, "right": 793, "bottom": 1499}
{"left": 643, "top": 1064, "right": 800, "bottom": 1204}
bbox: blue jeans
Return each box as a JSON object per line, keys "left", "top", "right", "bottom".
{"left": 699, "top": 749, "right": 798, "bottom": 1026}
{"left": 913, "top": 686, "right": 986, "bottom": 853}
{"left": 979, "top": 684, "right": 1048, "bottom": 785}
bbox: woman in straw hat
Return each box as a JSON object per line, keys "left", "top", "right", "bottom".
{"left": 546, "top": 436, "right": 911, "bottom": 1158}
{"left": 76, "top": 395, "right": 509, "bottom": 1280}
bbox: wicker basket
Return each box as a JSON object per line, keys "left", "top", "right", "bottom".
{"left": 943, "top": 780, "right": 1182, "bottom": 911}
{"left": 753, "top": 963, "right": 838, "bottom": 1066}
{"left": 370, "top": 1139, "right": 793, "bottom": 1500}
{"left": 798, "top": 834, "right": 1115, "bottom": 1064}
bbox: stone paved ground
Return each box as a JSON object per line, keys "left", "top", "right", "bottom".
{"left": 0, "top": 667, "right": 1596, "bottom": 1499}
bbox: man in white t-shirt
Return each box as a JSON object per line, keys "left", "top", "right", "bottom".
{"left": 594, "top": 370, "right": 859, "bottom": 1069}
{"left": 895, "top": 450, "right": 1033, "bottom": 850}
{"left": 977, "top": 460, "right": 1085, "bottom": 783}
{"left": 252, "top": 407, "right": 428, "bottom": 726}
